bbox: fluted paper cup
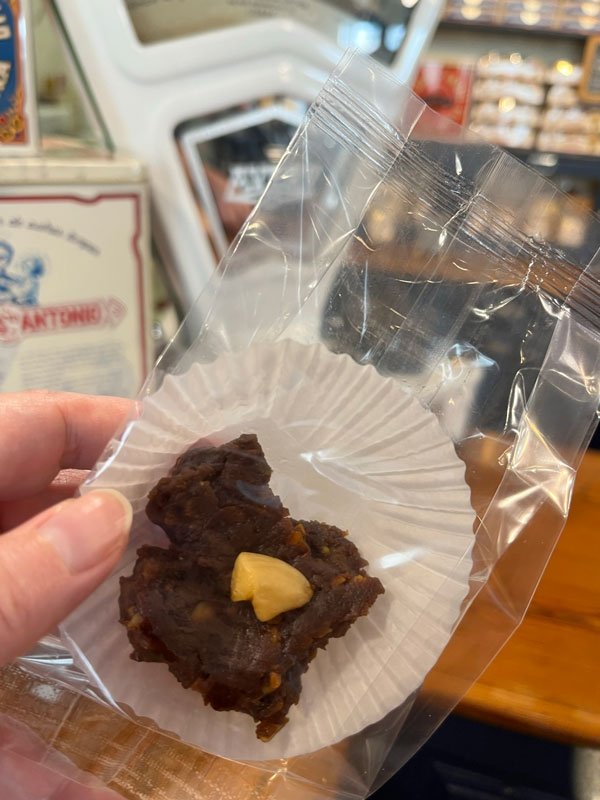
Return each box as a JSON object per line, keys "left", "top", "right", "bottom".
{"left": 60, "top": 339, "right": 475, "bottom": 761}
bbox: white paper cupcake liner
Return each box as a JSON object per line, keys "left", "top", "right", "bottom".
{"left": 60, "top": 339, "right": 475, "bottom": 761}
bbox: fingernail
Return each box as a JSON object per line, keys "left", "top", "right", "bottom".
{"left": 39, "top": 490, "right": 132, "bottom": 575}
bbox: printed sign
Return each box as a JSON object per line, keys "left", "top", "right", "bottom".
{"left": 0, "top": 189, "right": 150, "bottom": 396}
{"left": 224, "top": 162, "right": 275, "bottom": 205}
{"left": 180, "top": 99, "right": 305, "bottom": 259}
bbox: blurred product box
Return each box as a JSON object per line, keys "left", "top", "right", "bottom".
{"left": 476, "top": 53, "right": 546, "bottom": 82}
{"left": 546, "top": 59, "right": 583, "bottom": 85}
{"left": 471, "top": 79, "right": 546, "bottom": 105}
{"left": 547, "top": 83, "right": 580, "bottom": 107}
{"left": 0, "top": 0, "right": 38, "bottom": 153}
{"left": 0, "top": 150, "right": 152, "bottom": 396}
{"left": 467, "top": 48, "right": 600, "bottom": 155}
{"left": 561, "top": 13, "right": 600, "bottom": 31}
{"left": 541, "top": 107, "right": 596, "bottom": 133}
{"left": 469, "top": 122, "right": 536, "bottom": 148}
{"left": 471, "top": 102, "right": 542, "bottom": 126}
{"left": 537, "top": 130, "right": 598, "bottom": 153}
{"left": 413, "top": 62, "right": 474, "bottom": 125}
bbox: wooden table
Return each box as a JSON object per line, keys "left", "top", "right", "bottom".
{"left": 0, "top": 451, "right": 598, "bottom": 798}
{"left": 457, "top": 449, "right": 600, "bottom": 747}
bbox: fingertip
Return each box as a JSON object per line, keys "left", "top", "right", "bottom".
{"left": 0, "top": 490, "right": 132, "bottom": 666}
{"left": 38, "top": 490, "right": 132, "bottom": 576}
{"left": 86, "top": 489, "right": 133, "bottom": 537}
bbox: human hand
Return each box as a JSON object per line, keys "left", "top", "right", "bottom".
{"left": 0, "top": 391, "right": 133, "bottom": 666}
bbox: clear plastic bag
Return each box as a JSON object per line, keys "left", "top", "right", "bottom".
{"left": 0, "top": 710, "right": 121, "bottom": 799}
{"left": 20, "top": 51, "right": 600, "bottom": 797}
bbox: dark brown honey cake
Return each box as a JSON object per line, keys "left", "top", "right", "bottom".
{"left": 120, "top": 434, "right": 384, "bottom": 741}
{"left": 146, "top": 433, "right": 287, "bottom": 552}
{"left": 120, "top": 524, "right": 383, "bottom": 740}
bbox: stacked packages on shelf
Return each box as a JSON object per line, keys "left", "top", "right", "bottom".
{"left": 469, "top": 53, "right": 546, "bottom": 149}
{"left": 415, "top": 50, "right": 600, "bottom": 156}
{"left": 467, "top": 53, "right": 599, "bottom": 155}
{"left": 444, "top": 0, "right": 600, "bottom": 36}
{"left": 539, "top": 59, "right": 599, "bottom": 154}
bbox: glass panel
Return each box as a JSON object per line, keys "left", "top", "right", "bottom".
{"left": 124, "top": 0, "right": 415, "bottom": 62}
{"left": 177, "top": 97, "right": 308, "bottom": 262}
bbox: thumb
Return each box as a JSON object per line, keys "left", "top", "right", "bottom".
{"left": 0, "top": 490, "right": 132, "bottom": 666}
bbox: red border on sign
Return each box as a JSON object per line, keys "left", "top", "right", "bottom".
{"left": 0, "top": 192, "right": 148, "bottom": 382}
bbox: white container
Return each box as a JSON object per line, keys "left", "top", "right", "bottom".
{"left": 64, "top": 338, "right": 475, "bottom": 762}
{"left": 53, "top": 0, "right": 444, "bottom": 316}
{"left": 124, "top": 0, "right": 351, "bottom": 44}
{"left": 0, "top": 151, "right": 152, "bottom": 396}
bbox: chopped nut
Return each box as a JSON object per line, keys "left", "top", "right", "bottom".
{"left": 270, "top": 628, "right": 281, "bottom": 643}
{"left": 352, "top": 575, "right": 366, "bottom": 583}
{"left": 231, "top": 552, "right": 313, "bottom": 622}
{"left": 191, "top": 602, "right": 213, "bottom": 622}
{"left": 331, "top": 575, "right": 347, "bottom": 587}
{"left": 288, "top": 523, "right": 307, "bottom": 547}
{"left": 142, "top": 560, "right": 160, "bottom": 581}
{"left": 320, "top": 545, "right": 331, "bottom": 556}
{"left": 257, "top": 716, "right": 286, "bottom": 742}
{"left": 270, "top": 672, "right": 282, "bottom": 689}
{"left": 262, "top": 671, "right": 282, "bottom": 694}
{"left": 126, "top": 612, "right": 143, "bottom": 631}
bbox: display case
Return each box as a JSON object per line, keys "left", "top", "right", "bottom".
{"left": 52, "top": 0, "right": 445, "bottom": 315}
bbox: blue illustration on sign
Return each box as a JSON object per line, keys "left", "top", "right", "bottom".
{"left": 0, "top": 0, "right": 16, "bottom": 115}
{"left": 0, "top": 240, "right": 45, "bottom": 306}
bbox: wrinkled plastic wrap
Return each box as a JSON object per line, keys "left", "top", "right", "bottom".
{"left": 0, "top": 706, "right": 121, "bottom": 799}
{"left": 10, "top": 51, "right": 600, "bottom": 797}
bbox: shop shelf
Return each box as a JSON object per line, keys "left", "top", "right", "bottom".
{"left": 440, "top": 18, "right": 589, "bottom": 40}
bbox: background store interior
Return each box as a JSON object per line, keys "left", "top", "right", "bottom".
{"left": 9, "top": 2, "right": 600, "bottom": 797}
{"left": 32, "top": 0, "right": 600, "bottom": 347}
